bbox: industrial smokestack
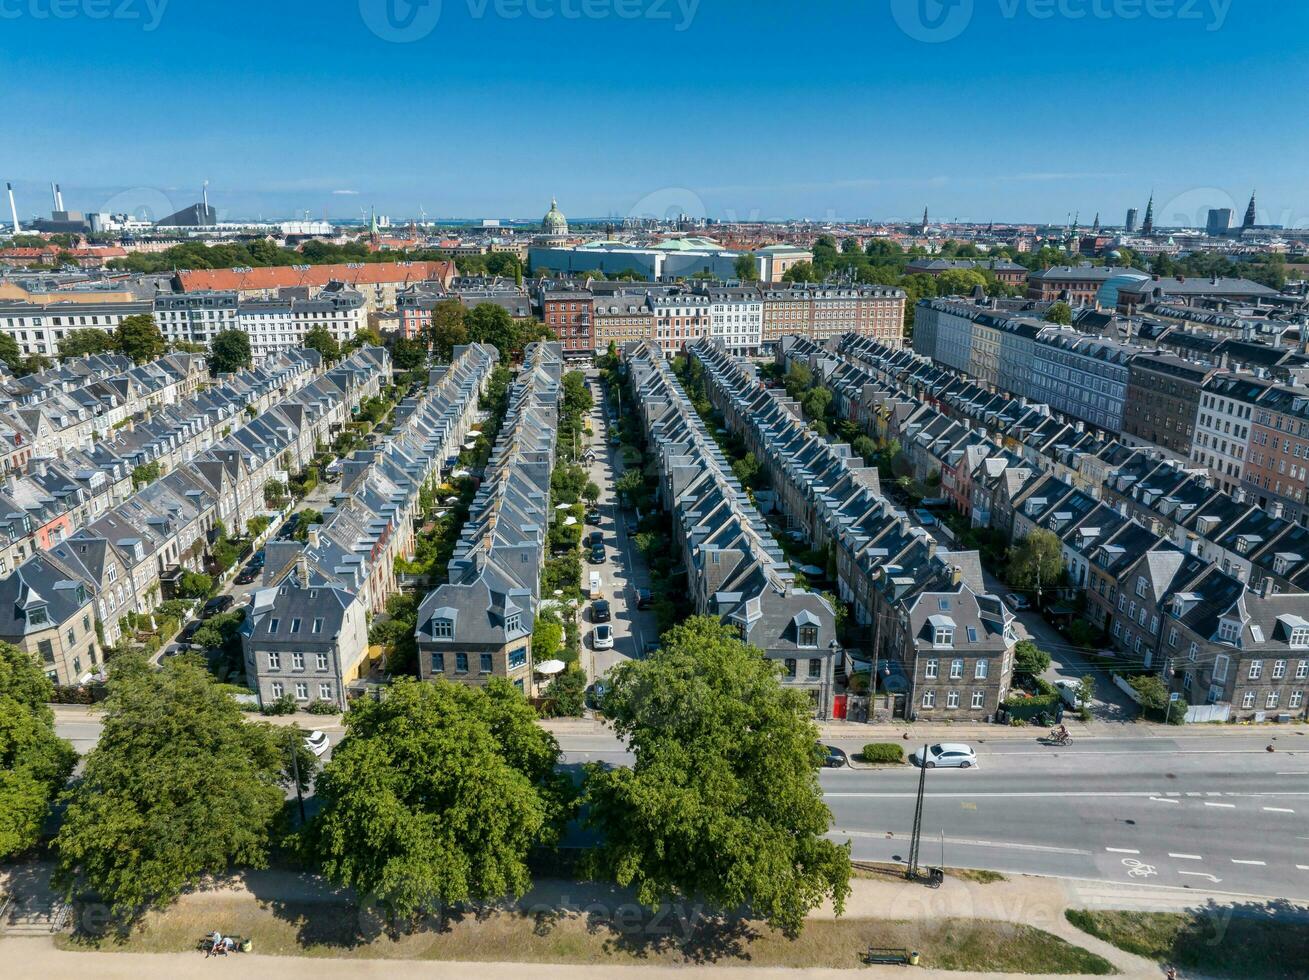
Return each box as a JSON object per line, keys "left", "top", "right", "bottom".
{"left": 7, "top": 183, "right": 19, "bottom": 235}
{"left": 202, "top": 179, "right": 209, "bottom": 215}
{"left": 54, "top": 183, "right": 64, "bottom": 211}
{"left": 51, "top": 181, "right": 58, "bottom": 210}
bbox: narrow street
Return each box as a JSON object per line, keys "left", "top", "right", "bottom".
{"left": 580, "top": 369, "right": 658, "bottom": 682}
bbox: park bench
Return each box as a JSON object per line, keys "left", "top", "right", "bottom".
{"left": 865, "top": 946, "right": 911, "bottom": 965}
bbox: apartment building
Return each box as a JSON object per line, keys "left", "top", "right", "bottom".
{"left": 1121, "top": 353, "right": 1215, "bottom": 458}
{"left": 543, "top": 290, "right": 594, "bottom": 357}
{"left": 0, "top": 298, "right": 153, "bottom": 358}
{"left": 173, "top": 260, "right": 455, "bottom": 313}
{"left": 1243, "top": 385, "right": 1309, "bottom": 524}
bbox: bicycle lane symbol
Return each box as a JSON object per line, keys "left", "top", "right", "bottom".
{"left": 1121, "top": 857, "right": 1157, "bottom": 879}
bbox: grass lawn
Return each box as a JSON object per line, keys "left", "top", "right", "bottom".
{"left": 1066, "top": 907, "right": 1309, "bottom": 980}
{"left": 58, "top": 894, "right": 1112, "bottom": 972}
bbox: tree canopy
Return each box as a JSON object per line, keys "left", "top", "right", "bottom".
{"left": 309, "top": 678, "right": 574, "bottom": 921}
{"left": 0, "top": 643, "right": 76, "bottom": 859}
{"left": 210, "top": 328, "right": 253, "bottom": 374}
{"left": 302, "top": 325, "right": 340, "bottom": 364}
{"left": 115, "top": 314, "right": 165, "bottom": 364}
{"left": 583, "top": 617, "right": 850, "bottom": 937}
{"left": 1007, "top": 528, "right": 1064, "bottom": 597}
{"left": 58, "top": 328, "right": 118, "bottom": 360}
{"left": 53, "top": 655, "right": 288, "bottom": 919}
{"left": 427, "top": 300, "right": 469, "bottom": 360}
{"left": 466, "top": 303, "right": 526, "bottom": 360}
{"left": 1044, "top": 301, "right": 1074, "bottom": 325}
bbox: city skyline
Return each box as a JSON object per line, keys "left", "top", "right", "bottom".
{"left": 3, "top": 0, "right": 1306, "bottom": 224}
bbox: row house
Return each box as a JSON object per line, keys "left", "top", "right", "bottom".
{"left": 688, "top": 339, "right": 1017, "bottom": 720}
{"left": 0, "top": 347, "right": 390, "bottom": 684}
{"left": 246, "top": 344, "right": 498, "bottom": 709}
{"left": 415, "top": 342, "right": 561, "bottom": 699}
{"left": 628, "top": 340, "right": 840, "bottom": 717}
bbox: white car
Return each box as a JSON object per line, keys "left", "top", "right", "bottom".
{"left": 914, "top": 742, "right": 977, "bottom": 769}
{"left": 304, "top": 730, "right": 331, "bottom": 758}
{"left": 592, "top": 624, "right": 614, "bottom": 650}
{"left": 1004, "top": 592, "right": 1031, "bottom": 610}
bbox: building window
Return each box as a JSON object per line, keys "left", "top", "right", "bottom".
{"left": 268, "top": 651, "right": 280, "bottom": 669}
{"left": 316, "top": 652, "right": 328, "bottom": 671}
{"left": 922, "top": 691, "right": 935, "bottom": 709}
{"left": 925, "top": 658, "right": 938, "bottom": 679}
{"left": 455, "top": 652, "right": 468, "bottom": 674}
{"left": 1290, "top": 691, "right": 1304, "bottom": 709}
{"left": 292, "top": 652, "right": 304, "bottom": 670}
{"left": 971, "top": 690, "right": 985, "bottom": 709}
{"left": 975, "top": 659, "right": 989, "bottom": 679}
{"left": 1297, "top": 660, "right": 1308, "bottom": 680}
{"left": 430, "top": 651, "right": 444, "bottom": 673}
{"left": 434, "top": 618, "right": 453, "bottom": 638}
{"left": 808, "top": 657, "right": 821, "bottom": 679}
{"left": 1219, "top": 620, "right": 1240, "bottom": 643}
{"left": 1267, "top": 691, "right": 1280, "bottom": 709}
{"left": 1241, "top": 690, "right": 1256, "bottom": 708}
{"left": 784, "top": 658, "right": 797, "bottom": 678}
{"left": 1291, "top": 627, "right": 1309, "bottom": 648}
{"left": 1273, "top": 660, "right": 1287, "bottom": 680}
{"left": 946, "top": 690, "right": 959, "bottom": 709}
{"left": 319, "top": 682, "right": 332, "bottom": 700}
{"left": 289, "top": 618, "right": 301, "bottom": 634}
{"left": 506, "top": 613, "right": 520, "bottom": 634}
{"left": 507, "top": 647, "right": 527, "bottom": 670}
{"left": 950, "top": 658, "right": 963, "bottom": 679}
{"left": 934, "top": 626, "right": 954, "bottom": 646}
{"left": 295, "top": 682, "right": 308, "bottom": 700}
{"left": 267, "top": 618, "right": 280, "bottom": 634}
{"left": 480, "top": 653, "right": 493, "bottom": 674}
{"left": 1213, "top": 654, "right": 1229, "bottom": 682}
{"left": 798, "top": 625, "right": 818, "bottom": 648}
{"left": 1188, "top": 641, "right": 1198, "bottom": 660}
{"left": 312, "top": 618, "right": 324, "bottom": 634}
{"left": 1249, "top": 660, "right": 1263, "bottom": 680}
{"left": 271, "top": 681, "right": 283, "bottom": 698}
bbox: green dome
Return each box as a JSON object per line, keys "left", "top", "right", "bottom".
{"left": 542, "top": 197, "right": 568, "bottom": 235}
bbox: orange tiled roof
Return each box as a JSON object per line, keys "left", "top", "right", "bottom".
{"left": 176, "top": 260, "right": 455, "bottom": 293}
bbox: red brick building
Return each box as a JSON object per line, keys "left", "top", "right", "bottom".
{"left": 543, "top": 290, "right": 594, "bottom": 356}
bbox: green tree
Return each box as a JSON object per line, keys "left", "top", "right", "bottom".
{"left": 210, "top": 328, "right": 253, "bottom": 374}
{"left": 114, "top": 313, "right": 165, "bottom": 364}
{"left": 58, "top": 328, "right": 118, "bottom": 359}
{"left": 615, "top": 468, "right": 645, "bottom": 501}
{"left": 53, "top": 655, "right": 287, "bottom": 919}
{"left": 734, "top": 252, "right": 759, "bottom": 281}
{"left": 1129, "top": 674, "right": 1168, "bottom": 715}
{"left": 0, "top": 642, "right": 76, "bottom": 859}
{"left": 801, "top": 386, "right": 833, "bottom": 421}
{"left": 302, "top": 325, "right": 340, "bottom": 364}
{"left": 582, "top": 481, "right": 601, "bottom": 506}
{"left": 466, "top": 303, "right": 524, "bottom": 359}
{"left": 309, "top": 678, "right": 574, "bottom": 922}
{"left": 543, "top": 668, "right": 586, "bottom": 717}
{"left": 176, "top": 570, "right": 214, "bottom": 599}
{"left": 1045, "top": 301, "right": 1074, "bottom": 325}
{"left": 583, "top": 617, "right": 850, "bottom": 937}
{"left": 936, "top": 268, "right": 989, "bottom": 296}
{"left": 731, "top": 451, "right": 761, "bottom": 489}
{"left": 391, "top": 336, "right": 427, "bottom": 371}
{"left": 781, "top": 260, "right": 816, "bottom": 283}
{"left": 783, "top": 361, "right": 813, "bottom": 400}
{"left": 851, "top": 435, "right": 877, "bottom": 462}
{"left": 531, "top": 613, "right": 563, "bottom": 661}
{"left": 0, "top": 333, "right": 22, "bottom": 374}
{"left": 1007, "top": 528, "right": 1064, "bottom": 597}
{"left": 428, "top": 300, "right": 469, "bottom": 360}
{"left": 1013, "top": 639, "right": 1051, "bottom": 676}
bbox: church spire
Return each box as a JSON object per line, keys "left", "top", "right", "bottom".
{"left": 920, "top": 205, "right": 929, "bottom": 233}
{"left": 1142, "top": 193, "right": 1155, "bottom": 236}
{"left": 1243, "top": 190, "right": 1257, "bottom": 230}
{"left": 1092, "top": 212, "right": 1100, "bottom": 233}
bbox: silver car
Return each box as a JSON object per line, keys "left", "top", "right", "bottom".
{"left": 914, "top": 742, "right": 978, "bottom": 769}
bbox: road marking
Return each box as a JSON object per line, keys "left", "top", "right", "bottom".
{"left": 1231, "top": 859, "right": 1266, "bottom": 866}
{"left": 1204, "top": 802, "right": 1236, "bottom": 808}
{"left": 1297, "top": 865, "right": 1309, "bottom": 871}
{"left": 831, "top": 830, "right": 1088, "bottom": 856}
{"left": 1106, "top": 847, "right": 1140, "bottom": 854}
{"left": 1263, "top": 807, "right": 1295, "bottom": 813}
{"left": 1150, "top": 797, "right": 1180, "bottom": 805}
{"left": 1169, "top": 853, "right": 1203, "bottom": 861}
{"left": 1178, "top": 871, "right": 1222, "bottom": 883}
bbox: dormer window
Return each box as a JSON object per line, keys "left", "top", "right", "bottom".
{"left": 433, "top": 618, "right": 453, "bottom": 638}
{"left": 27, "top": 605, "right": 48, "bottom": 627}
{"left": 506, "top": 614, "right": 521, "bottom": 634}
{"left": 798, "top": 625, "right": 818, "bottom": 648}
{"left": 934, "top": 625, "right": 954, "bottom": 646}
{"left": 1290, "top": 626, "right": 1309, "bottom": 649}
{"left": 1217, "top": 620, "right": 1240, "bottom": 644}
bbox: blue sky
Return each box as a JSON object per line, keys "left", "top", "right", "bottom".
{"left": 2, "top": 0, "right": 1302, "bottom": 224}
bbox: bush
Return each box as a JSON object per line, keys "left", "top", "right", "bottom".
{"left": 860, "top": 743, "right": 904, "bottom": 764}
{"left": 306, "top": 699, "right": 341, "bottom": 715}
{"left": 1013, "top": 639, "right": 1051, "bottom": 676}
{"left": 542, "top": 668, "right": 586, "bottom": 717}
{"left": 260, "top": 693, "right": 297, "bottom": 716}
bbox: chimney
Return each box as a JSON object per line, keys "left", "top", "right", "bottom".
{"left": 951, "top": 564, "right": 963, "bottom": 587}
{"left": 1270, "top": 501, "right": 1284, "bottom": 519}
{"left": 295, "top": 555, "right": 309, "bottom": 588}
{"left": 307, "top": 525, "right": 321, "bottom": 548}
{"left": 55, "top": 183, "right": 64, "bottom": 211}
{"left": 50, "top": 181, "right": 58, "bottom": 210}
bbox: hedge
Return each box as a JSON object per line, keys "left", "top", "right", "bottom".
{"left": 860, "top": 743, "right": 905, "bottom": 764}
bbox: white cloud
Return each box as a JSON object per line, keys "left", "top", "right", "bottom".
{"left": 332, "top": 189, "right": 360, "bottom": 196}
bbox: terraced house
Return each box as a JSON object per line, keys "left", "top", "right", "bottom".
{"left": 416, "top": 342, "right": 562, "bottom": 696}
{"left": 245, "top": 343, "right": 498, "bottom": 709}
{"left": 626, "top": 339, "right": 841, "bottom": 715}
{"left": 688, "top": 338, "right": 1017, "bottom": 720}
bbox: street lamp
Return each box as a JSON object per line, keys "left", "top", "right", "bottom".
{"left": 828, "top": 637, "right": 841, "bottom": 722}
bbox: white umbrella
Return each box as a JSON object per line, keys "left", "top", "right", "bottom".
{"left": 536, "top": 659, "right": 566, "bottom": 675}
{"left": 452, "top": 468, "right": 470, "bottom": 478}
{"left": 563, "top": 515, "right": 577, "bottom": 525}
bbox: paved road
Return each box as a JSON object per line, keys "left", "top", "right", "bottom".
{"left": 51, "top": 707, "right": 1309, "bottom": 898}
{"left": 581, "top": 372, "right": 658, "bottom": 680}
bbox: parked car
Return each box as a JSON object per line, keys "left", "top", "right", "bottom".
{"left": 913, "top": 743, "right": 977, "bottom": 769}
{"left": 304, "top": 730, "right": 331, "bottom": 758}
{"left": 587, "top": 531, "right": 604, "bottom": 548}
{"left": 588, "top": 571, "right": 603, "bottom": 598}
{"left": 202, "top": 594, "right": 235, "bottom": 617}
{"left": 592, "top": 624, "right": 614, "bottom": 650}
{"left": 820, "top": 744, "right": 848, "bottom": 768}
{"left": 634, "top": 588, "right": 653, "bottom": 610}
{"left": 591, "top": 599, "right": 611, "bottom": 622}
{"left": 1004, "top": 592, "right": 1030, "bottom": 611}
{"left": 913, "top": 509, "right": 937, "bottom": 527}
{"left": 589, "top": 544, "right": 606, "bottom": 564}
{"left": 251, "top": 549, "right": 266, "bottom": 568}
{"left": 1054, "top": 678, "right": 1091, "bottom": 709}
{"left": 584, "top": 680, "right": 608, "bottom": 710}
{"left": 586, "top": 508, "right": 601, "bottom": 524}
{"left": 235, "top": 566, "right": 259, "bottom": 585}
{"left": 178, "top": 619, "right": 203, "bottom": 643}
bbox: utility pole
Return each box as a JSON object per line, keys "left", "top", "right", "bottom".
{"left": 906, "top": 743, "right": 928, "bottom": 880}
{"left": 290, "top": 738, "right": 306, "bottom": 826}
{"left": 870, "top": 609, "right": 883, "bottom": 719}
